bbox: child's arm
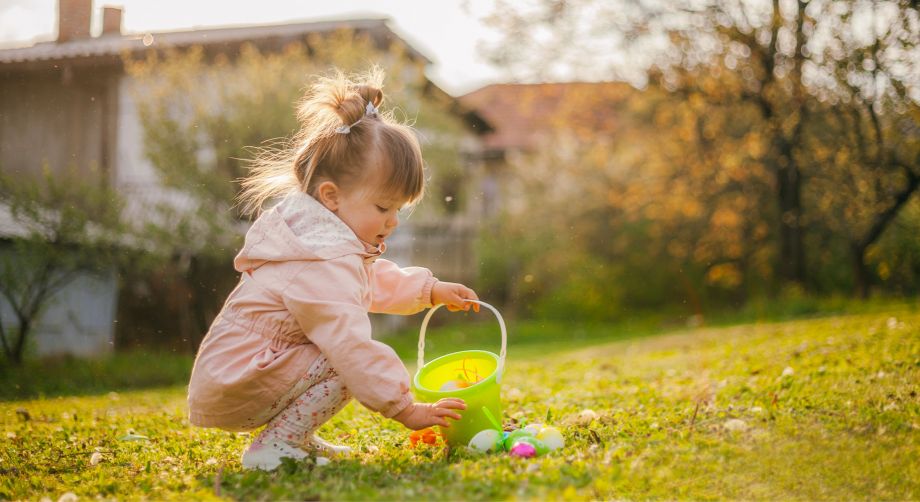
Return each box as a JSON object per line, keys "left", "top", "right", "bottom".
{"left": 283, "top": 256, "right": 415, "bottom": 418}
{"left": 370, "top": 258, "right": 480, "bottom": 314}
{"left": 368, "top": 259, "right": 436, "bottom": 314}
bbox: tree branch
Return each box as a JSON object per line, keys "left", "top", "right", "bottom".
{"left": 855, "top": 165, "right": 920, "bottom": 252}
{"left": 0, "top": 311, "right": 11, "bottom": 361}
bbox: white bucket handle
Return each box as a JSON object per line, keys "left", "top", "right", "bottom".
{"left": 418, "top": 300, "right": 507, "bottom": 384}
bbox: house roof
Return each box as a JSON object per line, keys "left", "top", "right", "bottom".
{"left": 0, "top": 17, "right": 430, "bottom": 68}
{"left": 0, "top": 16, "right": 493, "bottom": 135}
{"left": 459, "top": 81, "right": 635, "bottom": 152}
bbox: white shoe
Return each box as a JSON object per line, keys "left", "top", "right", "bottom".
{"left": 305, "top": 434, "right": 352, "bottom": 456}
{"left": 240, "top": 440, "right": 310, "bottom": 471}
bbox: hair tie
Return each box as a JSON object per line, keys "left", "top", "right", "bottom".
{"left": 335, "top": 101, "right": 379, "bottom": 134}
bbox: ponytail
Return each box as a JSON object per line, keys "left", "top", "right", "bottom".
{"left": 238, "top": 67, "right": 424, "bottom": 217}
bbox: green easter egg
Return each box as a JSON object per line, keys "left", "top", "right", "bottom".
{"left": 512, "top": 436, "right": 550, "bottom": 456}
{"left": 502, "top": 429, "right": 534, "bottom": 450}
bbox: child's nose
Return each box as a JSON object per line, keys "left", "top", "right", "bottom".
{"left": 387, "top": 213, "right": 399, "bottom": 229}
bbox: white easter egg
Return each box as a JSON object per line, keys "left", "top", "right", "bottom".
{"left": 468, "top": 429, "right": 501, "bottom": 452}
{"left": 522, "top": 423, "right": 543, "bottom": 435}
{"left": 536, "top": 426, "right": 565, "bottom": 450}
{"left": 440, "top": 380, "right": 461, "bottom": 391}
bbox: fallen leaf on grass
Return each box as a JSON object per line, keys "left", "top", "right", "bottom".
{"left": 118, "top": 433, "right": 150, "bottom": 442}
{"left": 723, "top": 419, "right": 748, "bottom": 432}
{"left": 568, "top": 409, "right": 600, "bottom": 426}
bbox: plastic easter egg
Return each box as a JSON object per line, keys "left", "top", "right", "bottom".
{"left": 468, "top": 429, "right": 501, "bottom": 453}
{"left": 502, "top": 429, "right": 535, "bottom": 451}
{"left": 440, "top": 379, "right": 473, "bottom": 391}
{"left": 512, "top": 436, "right": 550, "bottom": 456}
{"left": 440, "top": 380, "right": 460, "bottom": 391}
{"left": 509, "top": 442, "right": 536, "bottom": 458}
{"left": 522, "top": 423, "right": 543, "bottom": 435}
{"left": 536, "top": 426, "right": 565, "bottom": 450}
{"left": 409, "top": 427, "right": 441, "bottom": 447}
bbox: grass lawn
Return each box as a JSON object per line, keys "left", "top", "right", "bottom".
{"left": 1, "top": 305, "right": 918, "bottom": 500}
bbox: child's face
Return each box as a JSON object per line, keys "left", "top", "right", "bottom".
{"left": 335, "top": 187, "right": 404, "bottom": 247}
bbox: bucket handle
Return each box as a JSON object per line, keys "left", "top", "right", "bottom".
{"left": 418, "top": 300, "right": 507, "bottom": 384}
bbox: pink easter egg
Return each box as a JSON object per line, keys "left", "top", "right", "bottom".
{"left": 509, "top": 442, "right": 536, "bottom": 458}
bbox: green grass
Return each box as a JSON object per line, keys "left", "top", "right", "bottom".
{"left": 387, "top": 296, "right": 920, "bottom": 360}
{"left": 2, "top": 305, "right": 919, "bottom": 500}
{"left": 0, "top": 351, "right": 194, "bottom": 401}
{"left": 3, "top": 297, "right": 911, "bottom": 401}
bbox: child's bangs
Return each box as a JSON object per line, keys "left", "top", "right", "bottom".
{"left": 373, "top": 126, "right": 425, "bottom": 206}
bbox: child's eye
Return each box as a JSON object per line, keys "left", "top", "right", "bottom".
{"left": 375, "top": 205, "right": 390, "bottom": 213}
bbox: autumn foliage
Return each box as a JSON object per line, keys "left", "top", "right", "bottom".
{"left": 477, "top": 0, "right": 920, "bottom": 320}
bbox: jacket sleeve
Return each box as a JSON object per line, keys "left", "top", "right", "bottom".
{"left": 369, "top": 258, "right": 438, "bottom": 315}
{"left": 281, "top": 256, "right": 413, "bottom": 418}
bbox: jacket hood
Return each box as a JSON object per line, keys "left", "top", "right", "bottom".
{"left": 234, "top": 192, "right": 384, "bottom": 272}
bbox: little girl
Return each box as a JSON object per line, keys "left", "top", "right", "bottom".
{"left": 187, "top": 68, "right": 478, "bottom": 471}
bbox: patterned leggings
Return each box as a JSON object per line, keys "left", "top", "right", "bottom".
{"left": 250, "top": 355, "right": 352, "bottom": 448}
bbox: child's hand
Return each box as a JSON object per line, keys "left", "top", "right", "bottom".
{"left": 392, "top": 398, "right": 467, "bottom": 430}
{"left": 431, "top": 281, "right": 480, "bottom": 312}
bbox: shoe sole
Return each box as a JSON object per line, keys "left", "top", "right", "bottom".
{"left": 241, "top": 458, "right": 281, "bottom": 471}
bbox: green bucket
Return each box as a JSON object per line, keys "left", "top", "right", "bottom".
{"left": 412, "top": 300, "right": 508, "bottom": 447}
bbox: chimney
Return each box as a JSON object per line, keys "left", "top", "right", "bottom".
{"left": 58, "top": 0, "right": 92, "bottom": 43}
{"left": 101, "top": 6, "right": 123, "bottom": 36}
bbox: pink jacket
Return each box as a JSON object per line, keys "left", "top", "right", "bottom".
{"left": 187, "top": 192, "right": 437, "bottom": 430}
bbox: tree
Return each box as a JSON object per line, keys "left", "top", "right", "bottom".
{"left": 481, "top": 0, "right": 920, "bottom": 297}
{"left": 0, "top": 167, "right": 126, "bottom": 365}
{"left": 477, "top": 78, "right": 778, "bottom": 319}
{"left": 802, "top": 1, "right": 920, "bottom": 297}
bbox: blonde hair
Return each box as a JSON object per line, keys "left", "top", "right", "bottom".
{"left": 238, "top": 68, "right": 425, "bottom": 216}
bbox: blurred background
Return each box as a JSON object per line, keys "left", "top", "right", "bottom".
{"left": 0, "top": 0, "right": 918, "bottom": 392}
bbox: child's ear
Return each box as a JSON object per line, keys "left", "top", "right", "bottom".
{"left": 316, "top": 181, "right": 340, "bottom": 211}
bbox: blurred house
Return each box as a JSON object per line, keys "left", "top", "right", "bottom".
{"left": 460, "top": 81, "right": 635, "bottom": 217}
{"left": 0, "top": 0, "right": 491, "bottom": 357}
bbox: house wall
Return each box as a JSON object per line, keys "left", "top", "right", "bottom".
{"left": 0, "top": 68, "right": 121, "bottom": 359}
{"left": 0, "top": 245, "right": 117, "bottom": 359}
{"left": 0, "top": 68, "right": 118, "bottom": 180}
{"left": 114, "top": 74, "right": 197, "bottom": 221}
{"left": 115, "top": 74, "right": 155, "bottom": 189}
{"left": 30, "top": 269, "right": 118, "bottom": 358}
